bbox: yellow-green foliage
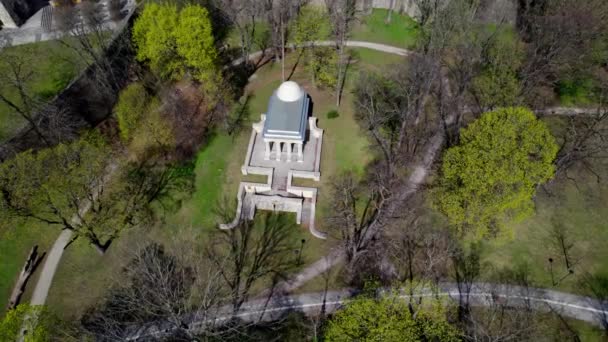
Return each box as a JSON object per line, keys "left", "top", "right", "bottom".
{"left": 324, "top": 292, "right": 460, "bottom": 342}
{"left": 289, "top": 6, "right": 330, "bottom": 46}
{"left": 435, "top": 107, "right": 558, "bottom": 240}
{"left": 114, "top": 82, "right": 149, "bottom": 141}
{"left": 0, "top": 304, "right": 57, "bottom": 341}
{"left": 132, "top": 3, "right": 181, "bottom": 79}
{"left": 133, "top": 3, "right": 219, "bottom": 84}
{"left": 307, "top": 46, "right": 338, "bottom": 89}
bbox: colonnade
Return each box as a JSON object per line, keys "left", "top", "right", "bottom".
{"left": 264, "top": 140, "right": 303, "bottom": 162}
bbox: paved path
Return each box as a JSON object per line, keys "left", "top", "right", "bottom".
{"left": 127, "top": 282, "right": 608, "bottom": 340}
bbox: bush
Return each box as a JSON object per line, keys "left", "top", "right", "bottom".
{"left": 326, "top": 109, "right": 339, "bottom": 119}
{"left": 115, "top": 82, "right": 149, "bottom": 141}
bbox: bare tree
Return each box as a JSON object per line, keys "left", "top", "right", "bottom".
{"left": 80, "top": 242, "right": 225, "bottom": 341}
{"left": 262, "top": 0, "right": 304, "bottom": 80}
{"left": 518, "top": 0, "right": 608, "bottom": 107}
{"left": 554, "top": 110, "right": 608, "bottom": 183}
{"left": 215, "top": 0, "right": 262, "bottom": 62}
{"left": 579, "top": 273, "right": 608, "bottom": 333}
{"left": 325, "top": 0, "right": 357, "bottom": 106}
{"left": 326, "top": 172, "right": 388, "bottom": 268}
{"left": 207, "top": 212, "right": 298, "bottom": 314}
{"left": 0, "top": 45, "right": 50, "bottom": 145}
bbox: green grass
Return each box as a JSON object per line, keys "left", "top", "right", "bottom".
{"left": 0, "top": 40, "right": 83, "bottom": 141}
{"left": 557, "top": 78, "right": 596, "bottom": 106}
{"left": 351, "top": 9, "right": 419, "bottom": 49}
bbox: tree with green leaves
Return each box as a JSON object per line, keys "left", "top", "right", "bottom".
{"left": 324, "top": 290, "right": 460, "bottom": 341}
{"left": 132, "top": 3, "right": 181, "bottom": 80}
{"left": 0, "top": 304, "right": 58, "bottom": 342}
{"left": 133, "top": 3, "right": 220, "bottom": 89}
{"left": 434, "top": 107, "right": 558, "bottom": 240}
{"left": 471, "top": 31, "right": 524, "bottom": 111}
{"left": 114, "top": 82, "right": 150, "bottom": 141}
{"left": 0, "top": 133, "right": 189, "bottom": 254}
{"left": 174, "top": 4, "right": 219, "bottom": 85}
{"left": 290, "top": 6, "right": 332, "bottom": 87}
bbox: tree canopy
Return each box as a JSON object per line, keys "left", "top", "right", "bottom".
{"left": 0, "top": 305, "right": 58, "bottom": 342}
{"left": 133, "top": 3, "right": 219, "bottom": 84}
{"left": 435, "top": 107, "right": 558, "bottom": 239}
{"left": 323, "top": 292, "right": 460, "bottom": 342}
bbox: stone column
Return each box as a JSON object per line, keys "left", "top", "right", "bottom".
{"left": 275, "top": 141, "right": 282, "bottom": 161}
{"left": 264, "top": 141, "right": 271, "bottom": 160}
{"left": 297, "top": 142, "right": 303, "bottom": 162}
{"left": 287, "top": 142, "right": 292, "bottom": 162}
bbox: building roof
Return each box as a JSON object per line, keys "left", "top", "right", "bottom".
{"left": 263, "top": 82, "right": 309, "bottom": 141}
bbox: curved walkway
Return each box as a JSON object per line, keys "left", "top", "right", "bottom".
{"left": 127, "top": 282, "right": 608, "bottom": 340}
{"left": 26, "top": 39, "right": 600, "bottom": 309}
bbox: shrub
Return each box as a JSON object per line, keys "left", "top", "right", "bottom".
{"left": 326, "top": 109, "right": 339, "bottom": 119}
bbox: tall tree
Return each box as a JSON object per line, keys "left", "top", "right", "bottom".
{"left": 81, "top": 242, "right": 223, "bottom": 340}
{"left": 0, "top": 134, "right": 188, "bottom": 254}
{"left": 325, "top": 0, "right": 357, "bottom": 106}
{"left": 208, "top": 212, "right": 298, "bottom": 313}
{"left": 434, "top": 107, "right": 558, "bottom": 239}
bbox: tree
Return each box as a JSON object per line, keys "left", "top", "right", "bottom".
{"left": 323, "top": 290, "right": 460, "bottom": 342}
{"left": 214, "top": 0, "right": 261, "bottom": 62}
{"left": 434, "top": 107, "right": 558, "bottom": 239}
{"left": 132, "top": 3, "right": 182, "bottom": 80}
{"left": 174, "top": 4, "right": 220, "bottom": 86}
{"left": 133, "top": 3, "right": 221, "bottom": 97}
{"left": 81, "top": 242, "right": 223, "bottom": 341}
{"left": 290, "top": 6, "right": 332, "bottom": 86}
{"left": 471, "top": 30, "right": 524, "bottom": 112}
{"left": 114, "top": 82, "right": 150, "bottom": 141}
{"left": 208, "top": 212, "right": 298, "bottom": 313}
{"left": 325, "top": 0, "right": 357, "bottom": 106}
{"left": 0, "top": 133, "right": 186, "bottom": 254}
{"left": 0, "top": 304, "right": 58, "bottom": 342}
{"left": 327, "top": 172, "right": 385, "bottom": 268}
{"left": 0, "top": 45, "right": 50, "bottom": 145}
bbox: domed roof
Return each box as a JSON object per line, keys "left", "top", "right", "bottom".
{"left": 276, "top": 81, "right": 303, "bottom": 102}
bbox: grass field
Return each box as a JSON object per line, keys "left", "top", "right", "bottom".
{"left": 226, "top": 8, "right": 419, "bottom": 54}
{"left": 351, "top": 9, "right": 419, "bottom": 49}
{"left": 39, "top": 47, "right": 407, "bottom": 319}
{"left": 0, "top": 40, "right": 83, "bottom": 141}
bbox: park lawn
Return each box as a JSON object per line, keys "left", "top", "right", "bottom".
{"left": 478, "top": 116, "right": 608, "bottom": 294}
{"left": 351, "top": 8, "right": 419, "bottom": 49}
{"left": 42, "top": 48, "right": 406, "bottom": 319}
{"left": 479, "top": 169, "right": 608, "bottom": 294}
{"left": 0, "top": 40, "right": 83, "bottom": 141}
{"left": 0, "top": 222, "right": 58, "bottom": 315}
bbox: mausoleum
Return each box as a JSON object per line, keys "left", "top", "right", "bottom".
{"left": 220, "top": 81, "right": 326, "bottom": 239}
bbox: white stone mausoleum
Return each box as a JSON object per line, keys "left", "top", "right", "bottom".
{"left": 220, "top": 81, "right": 326, "bottom": 239}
